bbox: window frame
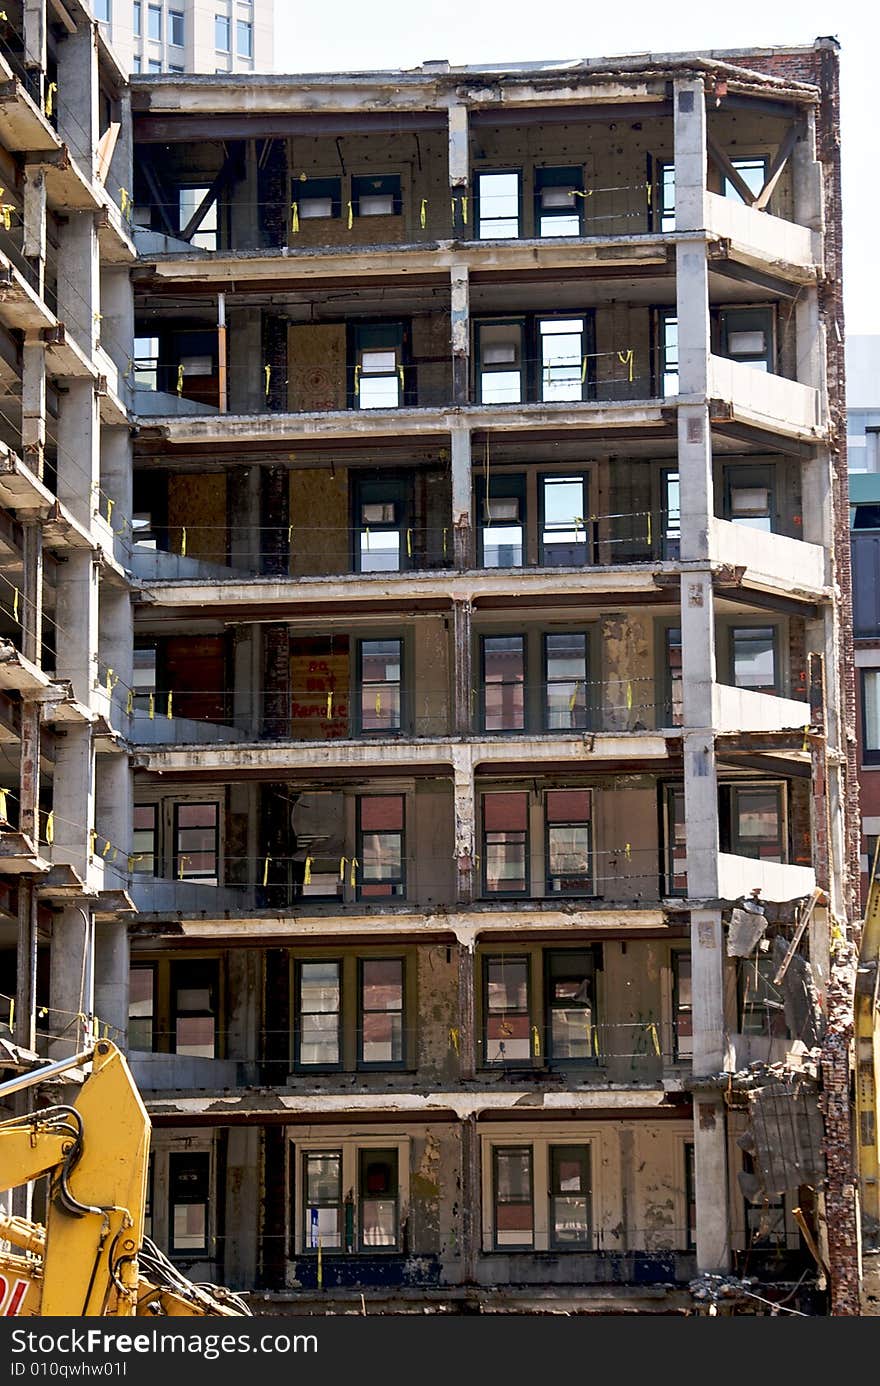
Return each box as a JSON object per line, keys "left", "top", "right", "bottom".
{"left": 294, "top": 958, "right": 343, "bottom": 1073}
{"left": 475, "top": 169, "right": 522, "bottom": 240}
{"left": 538, "top": 472, "right": 590, "bottom": 568}
{"left": 351, "top": 174, "right": 403, "bottom": 219}
{"left": 168, "top": 1150, "right": 211, "bottom": 1257}
{"left": 146, "top": 2, "right": 161, "bottom": 40}
{"left": 354, "top": 636, "right": 404, "bottom": 736}
{"left": 480, "top": 790, "right": 530, "bottom": 898}
{"left": 302, "top": 1150, "right": 344, "bottom": 1252}
{"left": 544, "top": 948, "right": 598, "bottom": 1064}
{"left": 482, "top": 954, "right": 532, "bottom": 1067}
{"left": 728, "top": 624, "right": 780, "bottom": 696}
{"left": 492, "top": 1144, "right": 534, "bottom": 1249}
{"left": 549, "top": 1144, "right": 592, "bottom": 1250}
{"left": 715, "top": 306, "right": 776, "bottom": 374}
{"left": 477, "top": 471, "right": 526, "bottom": 569}
{"left": 172, "top": 800, "right": 221, "bottom": 884}
{"left": 350, "top": 322, "right": 407, "bottom": 411}
{"left": 723, "top": 782, "right": 787, "bottom": 863}
{"left": 355, "top": 794, "right": 406, "bottom": 901}
{"left": 170, "top": 956, "right": 220, "bottom": 1059}
{"left": 542, "top": 631, "right": 590, "bottom": 733}
{"left": 235, "top": 17, "right": 253, "bottom": 58}
{"left": 357, "top": 1147, "right": 400, "bottom": 1252}
{"left": 128, "top": 961, "right": 156, "bottom": 1052}
{"left": 357, "top": 957, "right": 406, "bottom": 1071}
{"left": 671, "top": 949, "right": 693, "bottom": 1061}
{"left": 480, "top": 632, "right": 526, "bottom": 733}
{"left": 862, "top": 668, "right": 880, "bottom": 766}
{"left": 544, "top": 790, "right": 595, "bottom": 897}
{"left": 475, "top": 317, "right": 525, "bottom": 405}
{"left": 290, "top": 1136, "right": 410, "bottom": 1256}
{"left": 168, "top": 9, "right": 185, "bottom": 45}
{"left": 214, "top": 13, "right": 230, "bottom": 50}
{"left": 534, "top": 166, "right": 585, "bottom": 238}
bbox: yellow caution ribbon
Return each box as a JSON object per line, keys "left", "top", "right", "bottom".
{"left": 106, "top": 496, "right": 114, "bottom": 526}
{"left": 263, "top": 855, "right": 270, "bottom": 887}
{"left": 178, "top": 854, "right": 189, "bottom": 880}
{"left": 625, "top": 842, "right": 632, "bottom": 860}
{"left": 0, "top": 787, "right": 7, "bottom": 820}
{"left": 451, "top": 196, "right": 457, "bottom": 226}
{"left": 349, "top": 856, "right": 358, "bottom": 888}
{"left": 106, "top": 668, "right": 115, "bottom": 694}
{"left": 89, "top": 829, "right": 98, "bottom": 858}
{"left": 649, "top": 1022, "right": 661, "bottom": 1057}
{"left": 375, "top": 691, "right": 382, "bottom": 717}
{"left": 303, "top": 855, "right": 312, "bottom": 886}
{"left": 264, "top": 364, "right": 271, "bottom": 398}
{"left": 461, "top": 194, "right": 468, "bottom": 225}
{"left": 180, "top": 527, "right": 187, "bottom": 557}
{"left": 7, "top": 998, "right": 13, "bottom": 1033}
{"left": 449, "top": 1027, "right": 460, "bottom": 1054}
{"left": 126, "top": 688, "right": 134, "bottom": 714}
{"left": 119, "top": 187, "right": 132, "bottom": 219}
{"left": 420, "top": 198, "right": 427, "bottom": 229}
{"left": 626, "top": 681, "right": 633, "bottom": 710}
{"left": 13, "top": 588, "right": 18, "bottom": 622}
{"left": 580, "top": 356, "right": 589, "bottom": 385}
{"left": 406, "top": 528, "right": 412, "bottom": 558}
{"left": 353, "top": 364, "right": 361, "bottom": 396}
{"left": 442, "top": 528, "right": 448, "bottom": 558}
{"left": 326, "top": 691, "right": 333, "bottom": 718}
{"left": 102, "top": 839, "right": 111, "bottom": 858}
{"left": 646, "top": 512, "right": 652, "bottom": 547}
{"left": 618, "top": 348, "right": 634, "bottom": 383}
{"left": 148, "top": 693, "right": 155, "bottom": 720}
{"left": 290, "top": 201, "right": 300, "bottom": 234}
{"left": 347, "top": 201, "right": 353, "bottom": 230}
{"left": 166, "top": 692, "right": 173, "bottom": 720}
{"left": 176, "top": 363, "right": 184, "bottom": 396}
{"left": 45, "top": 82, "right": 56, "bottom": 118}
{"left": 802, "top": 725, "right": 810, "bottom": 752}
{"left": 532, "top": 1025, "right": 541, "bottom": 1057}
{"left": 0, "top": 205, "right": 13, "bottom": 231}
{"left": 339, "top": 856, "right": 347, "bottom": 882}
{"left": 569, "top": 682, "right": 579, "bottom": 713}
{"left": 45, "top": 810, "right": 54, "bottom": 845}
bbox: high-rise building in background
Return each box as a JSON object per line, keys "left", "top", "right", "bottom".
{"left": 91, "top": 0, "right": 273, "bottom": 74}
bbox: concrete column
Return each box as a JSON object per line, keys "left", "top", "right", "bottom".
{"left": 451, "top": 424, "right": 472, "bottom": 569}
{"left": 224, "top": 1127, "right": 260, "bottom": 1289}
{"left": 21, "top": 520, "right": 43, "bottom": 665}
{"left": 456, "top": 939, "right": 475, "bottom": 1080}
{"left": 228, "top": 465, "right": 261, "bottom": 571}
{"left": 228, "top": 309, "right": 264, "bottom": 414}
{"left": 55, "top": 551, "right": 99, "bottom": 708}
{"left": 56, "top": 22, "right": 98, "bottom": 178}
{"left": 231, "top": 140, "right": 259, "bottom": 249}
{"left": 51, "top": 725, "right": 94, "bottom": 880}
{"left": 451, "top": 266, "right": 469, "bottom": 405}
{"left": 232, "top": 625, "right": 259, "bottom": 737}
{"left": 227, "top": 949, "right": 260, "bottom": 1066}
{"left": 93, "top": 920, "right": 129, "bottom": 1043}
{"left": 101, "top": 426, "right": 134, "bottom": 569}
{"left": 673, "top": 77, "right": 706, "bottom": 234}
{"left": 791, "top": 109, "right": 824, "bottom": 234}
{"left": 23, "top": 169, "right": 46, "bottom": 301}
{"left": 15, "top": 882, "right": 38, "bottom": 1052}
{"left": 56, "top": 380, "right": 99, "bottom": 530}
{"left": 447, "top": 102, "right": 469, "bottom": 191}
{"left": 95, "top": 752, "right": 132, "bottom": 887}
{"left": 23, "top": 0, "right": 46, "bottom": 105}
{"left": 99, "top": 582, "right": 133, "bottom": 728}
{"left": 100, "top": 267, "right": 135, "bottom": 400}
{"left": 452, "top": 744, "right": 475, "bottom": 905}
{"left": 452, "top": 598, "right": 472, "bottom": 737}
{"left": 21, "top": 338, "right": 46, "bottom": 479}
{"left": 56, "top": 214, "right": 99, "bottom": 356}
{"left": 49, "top": 903, "right": 94, "bottom": 1057}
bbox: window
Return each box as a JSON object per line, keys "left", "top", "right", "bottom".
{"left": 739, "top": 955, "right": 788, "bottom": 1038}
{"left": 295, "top": 961, "right": 341, "bottom": 1068}
{"left": 128, "top": 965, "right": 155, "bottom": 1050}
{"left": 658, "top": 311, "right": 679, "bottom": 397}
{"left": 215, "top": 14, "right": 230, "bottom": 50}
{"left": 355, "top": 477, "right": 408, "bottom": 573}
{"left": 147, "top": 3, "right": 161, "bottom": 39}
{"left": 535, "top": 167, "right": 583, "bottom": 237}
{"left": 722, "top": 156, "right": 768, "bottom": 206}
{"left": 477, "top": 172, "right": 520, "bottom": 239}
{"left": 169, "top": 9, "right": 185, "bottom": 44}
{"left": 296, "top": 1140, "right": 409, "bottom": 1255}
{"left": 132, "top": 643, "right": 157, "bottom": 704}
{"left": 169, "top": 1152, "right": 210, "bottom": 1255}
{"left": 544, "top": 633, "right": 588, "bottom": 731}
{"left": 493, "top": 1147, "right": 533, "bottom": 1247}
{"left": 550, "top": 1146, "right": 591, "bottom": 1247}
{"left": 658, "top": 161, "right": 676, "bottom": 232}
{"left": 724, "top": 465, "right": 774, "bottom": 532}
{"left": 540, "top": 474, "right": 588, "bottom": 566}
{"left": 484, "top": 957, "right": 530, "bottom": 1064}
{"left": 717, "top": 307, "right": 774, "bottom": 373}
{"left": 172, "top": 959, "right": 218, "bottom": 1057}
{"left": 93, "top": 0, "right": 110, "bottom": 20}
{"left": 665, "top": 627, "right": 683, "bottom": 726}
{"left": 731, "top": 627, "right": 778, "bottom": 694}
{"left": 132, "top": 803, "right": 157, "bottom": 875}
{"left": 173, "top": 803, "right": 219, "bottom": 883}
{"left": 359, "top": 1149, "right": 398, "bottom": 1249}
{"left": 482, "top": 791, "right": 529, "bottom": 895}
{"left": 169, "top": 65, "right": 184, "bottom": 73}
{"left": 303, "top": 1151, "right": 342, "bottom": 1249}
{"left": 476, "top": 320, "right": 523, "bottom": 404}
{"left": 132, "top": 1, "right": 141, "bottom": 35}
{"left": 546, "top": 950, "right": 595, "bottom": 1060}
{"left": 723, "top": 784, "right": 785, "bottom": 862}
{"left": 658, "top": 156, "right": 768, "bottom": 227}
{"left": 357, "top": 639, "right": 402, "bottom": 734}
{"left": 133, "top": 336, "right": 158, "bottom": 391}
{"left": 664, "top": 785, "right": 687, "bottom": 895}
{"left": 672, "top": 951, "right": 693, "bottom": 1059}
{"left": 661, "top": 469, "right": 681, "bottom": 558}
{"left": 863, "top": 669, "right": 880, "bottom": 764}
{"left": 352, "top": 174, "right": 401, "bottom": 218}
{"left": 481, "top": 635, "right": 525, "bottom": 731}
{"left": 357, "top": 795, "right": 405, "bottom": 898}
{"left": 293, "top": 176, "right": 341, "bottom": 221}
{"left": 178, "top": 186, "right": 218, "bottom": 250}
{"left": 684, "top": 1142, "right": 696, "bottom": 1249}
{"left": 235, "top": 18, "right": 252, "bottom": 57}
{"left": 480, "top": 474, "right": 525, "bottom": 568}
{"left": 147, "top": 59, "right": 162, "bottom": 73}
{"left": 539, "top": 317, "right": 587, "bottom": 402}
{"left": 133, "top": 54, "right": 142, "bottom": 72}
{"left": 545, "top": 791, "right": 593, "bottom": 895}
{"left": 291, "top": 792, "right": 345, "bottom": 899}
{"left": 359, "top": 959, "right": 404, "bottom": 1067}
{"left": 353, "top": 324, "right": 404, "bottom": 409}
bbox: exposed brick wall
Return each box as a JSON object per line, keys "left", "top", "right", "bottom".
{"left": 740, "top": 40, "right": 860, "bottom": 1317}
{"left": 257, "top": 137, "right": 287, "bottom": 249}
{"left": 262, "top": 624, "right": 289, "bottom": 739}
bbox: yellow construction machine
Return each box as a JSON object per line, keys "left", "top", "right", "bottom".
{"left": 0, "top": 1038, "right": 251, "bottom": 1316}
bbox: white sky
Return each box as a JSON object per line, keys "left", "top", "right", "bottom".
{"left": 273, "top": 0, "right": 880, "bottom": 333}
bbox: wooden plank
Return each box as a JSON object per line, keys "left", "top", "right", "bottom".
{"left": 94, "top": 121, "right": 120, "bottom": 187}
{"left": 772, "top": 887, "right": 823, "bottom": 985}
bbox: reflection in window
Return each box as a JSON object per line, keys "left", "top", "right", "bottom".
{"left": 304, "top": 1151, "right": 342, "bottom": 1249}
{"left": 550, "top": 1145, "right": 591, "bottom": 1247}
{"left": 546, "top": 950, "right": 594, "bottom": 1058}
{"left": 357, "top": 350, "right": 400, "bottom": 409}
{"left": 540, "top": 318, "right": 585, "bottom": 402}
{"left": 358, "top": 795, "right": 405, "bottom": 898}
{"left": 169, "top": 1152, "right": 209, "bottom": 1254}
{"left": 660, "top": 313, "right": 679, "bottom": 397}
{"left": 540, "top": 475, "right": 587, "bottom": 566}
{"left": 535, "top": 167, "right": 582, "bottom": 237}
{"left": 484, "top": 957, "right": 530, "bottom": 1064}
{"left": 544, "top": 634, "right": 588, "bottom": 731}
{"left": 673, "top": 951, "right": 693, "bottom": 1058}
{"left": 297, "top": 961, "right": 341, "bottom": 1067}
{"left": 359, "top": 1149, "right": 399, "bottom": 1248}
{"left": 477, "top": 321, "right": 523, "bottom": 404}
{"left": 493, "top": 1147, "right": 533, "bottom": 1247}
{"left": 358, "top": 639, "right": 402, "bottom": 733}
{"left": 174, "top": 803, "right": 219, "bottom": 883}
{"left": 665, "top": 627, "right": 683, "bottom": 726}
{"left": 545, "top": 791, "right": 593, "bottom": 895}
{"left": 481, "top": 476, "right": 524, "bottom": 567}
{"left": 132, "top": 803, "right": 157, "bottom": 875}
{"left": 178, "top": 187, "right": 217, "bottom": 250}
{"left": 128, "top": 965, "right": 155, "bottom": 1050}
{"left": 359, "top": 959, "right": 404, "bottom": 1065}
{"left": 172, "top": 959, "right": 217, "bottom": 1057}
{"left": 482, "top": 791, "right": 529, "bottom": 895}
{"left": 477, "top": 172, "right": 520, "bottom": 239}
{"left": 729, "top": 785, "right": 784, "bottom": 862}
{"left": 482, "top": 635, "right": 525, "bottom": 731}
{"left": 732, "top": 627, "right": 777, "bottom": 694}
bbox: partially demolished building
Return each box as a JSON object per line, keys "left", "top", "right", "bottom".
{"left": 2, "top": 35, "right": 863, "bottom": 1314}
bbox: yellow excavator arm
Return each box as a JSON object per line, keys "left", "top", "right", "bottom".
{"left": 0, "top": 1040, "right": 249, "bottom": 1317}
